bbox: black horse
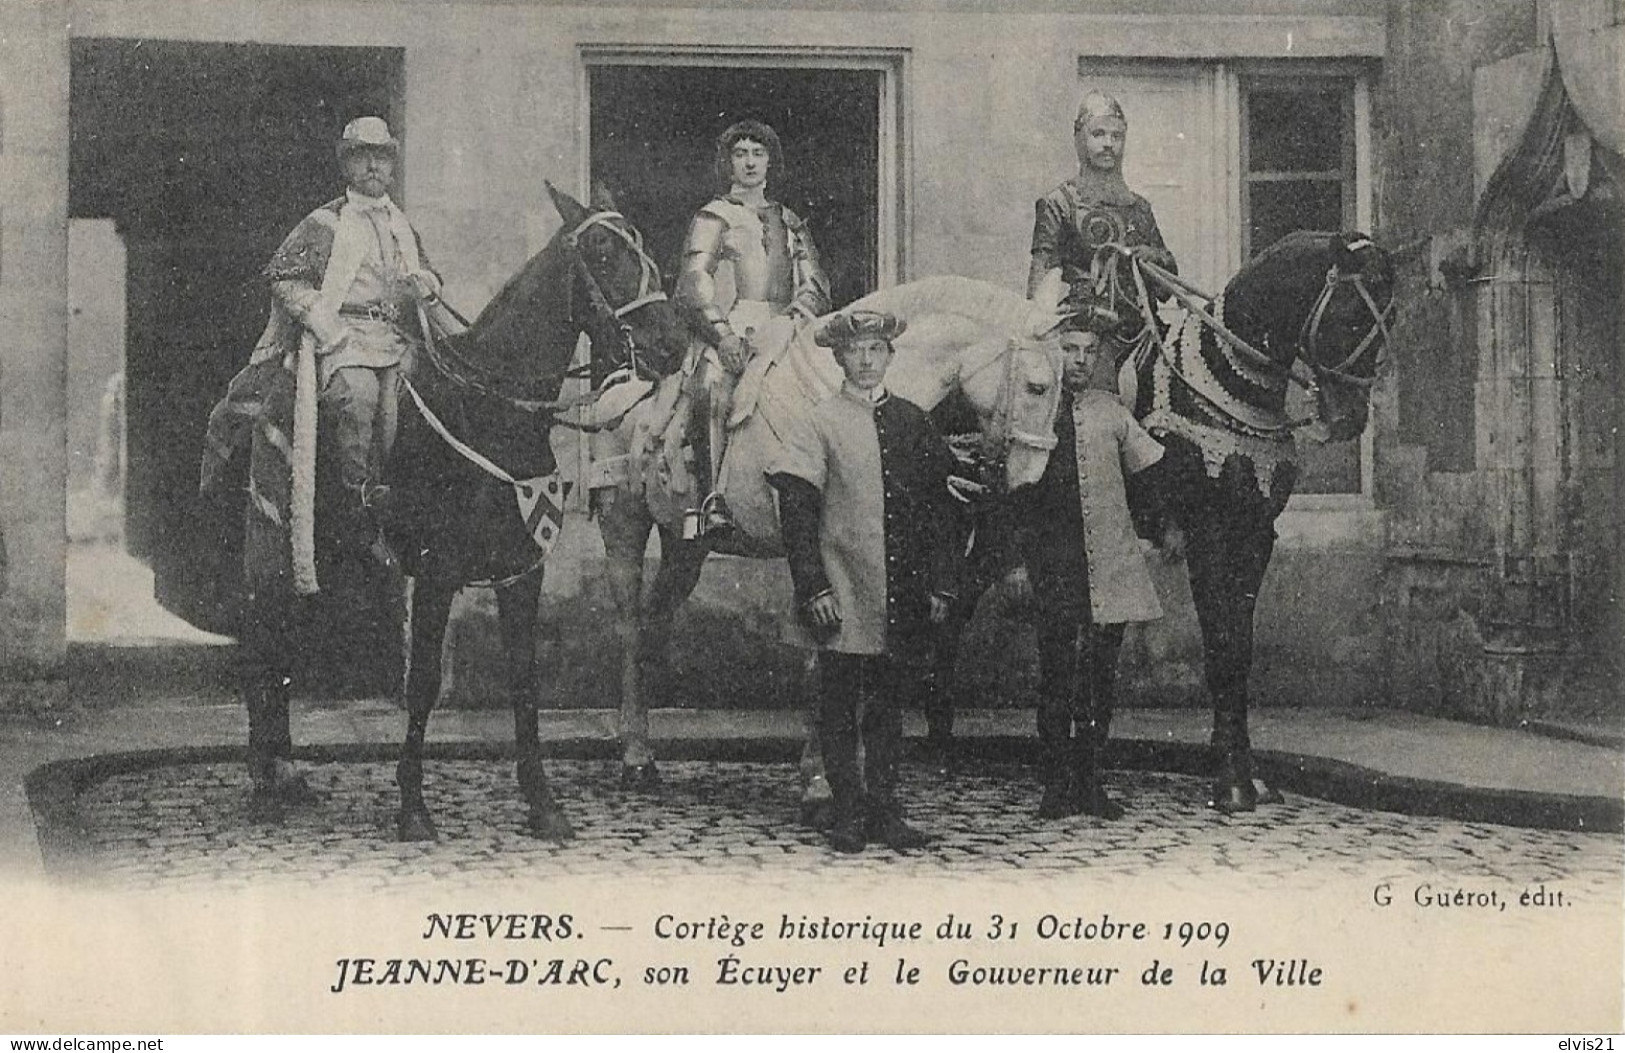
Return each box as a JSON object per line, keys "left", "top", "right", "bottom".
{"left": 1119, "top": 230, "right": 1395, "bottom": 812}
{"left": 215, "top": 183, "right": 689, "bottom": 841}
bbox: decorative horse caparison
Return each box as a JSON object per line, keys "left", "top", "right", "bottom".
{"left": 585, "top": 274, "right": 1074, "bottom": 797}
{"left": 1099, "top": 230, "right": 1397, "bottom": 812}
{"left": 218, "top": 183, "right": 691, "bottom": 841}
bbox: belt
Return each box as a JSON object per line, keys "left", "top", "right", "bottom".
{"left": 339, "top": 302, "right": 406, "bottom": 324}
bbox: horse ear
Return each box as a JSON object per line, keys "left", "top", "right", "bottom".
{"left": 545, "top": 180, "right": 590, "bottom": 230}
{"left": 1335, "top": 230, "right": 1377, "bottom": 271}
{"left": 589, "top": 181, "right": 619, "bottom": 212}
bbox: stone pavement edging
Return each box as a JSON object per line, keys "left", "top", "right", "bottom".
{"left": 25, "top": 733, "right": 1623, "bottom": 880}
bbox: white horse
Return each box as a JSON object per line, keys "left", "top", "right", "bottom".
{"left": 584, "top": 274, "right": 1070, "bottom": 810}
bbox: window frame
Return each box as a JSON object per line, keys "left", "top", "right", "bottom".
{"left": 1232, "top": 60, "right": 1376, "bottom": 510}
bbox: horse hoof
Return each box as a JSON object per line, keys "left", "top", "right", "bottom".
{"left": 1078, "top": 791, "right": 1125, "bottom": 821}
{"left": 800, "top": 798, "right": 835, "bottom": 832}
{"left": 246, "top": 791, "right": 286, "bottom": 825}
{"left": 397, "top": 808, "right": 439, "bottom": 842}
{"left": 527, "top": 807, "right": 576, "bottom": 842}
{"left": 619, "top": 763, "right": 660, "bottom": 793}
{"left": 1255, "top": 779, "right": 1285, "bottom": 805}
{"left": 1208, "top": 784, "right": 1258, "bottom": 815}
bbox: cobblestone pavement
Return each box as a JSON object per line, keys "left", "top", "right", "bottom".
{"left": 69, "top": 757, "right": 1623, "bottom": 895}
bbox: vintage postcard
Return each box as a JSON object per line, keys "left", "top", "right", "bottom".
{"left": 0, "top": 0, "right": 1620, "bottom": 1036}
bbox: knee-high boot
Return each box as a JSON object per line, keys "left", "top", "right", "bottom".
{"left": 863, "top": 685, "right": 929, "bottom": 848}
{"left": 1210, "top": 693, "right": 1258, "bottom": 814}
{"left": 1075, "top": 694, "right": 1123, "bottom": 820}
{"left": 820, "top": 657, "right": 868, "bottom": 853}
{"left": 1075, "top": 625, "right": 1124, "bottom": 819}
{"left": 1036, "top": 700, "right": 1077, "bottom": 819}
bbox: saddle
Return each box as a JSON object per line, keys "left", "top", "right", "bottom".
{"left": 628, "top": 321, "right": 831, "bottom": 546}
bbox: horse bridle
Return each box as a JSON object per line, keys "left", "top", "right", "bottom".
{"left": 1297, "top": 262, "right": 1395, "bottom": 389}
{"left": 1091, "top": 241, "right": 1392, "bottom": 431}
{"left": 563, "top": 210, "right": 670, "bottom": 383}
{"left": 959, "top": 336, "right": 1061, "bottom": 487}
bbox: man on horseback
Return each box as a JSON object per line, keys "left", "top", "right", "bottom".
{"left": 676, "top": 119, "right": 831, "bottom": 536}
{"left": 262, "top": 116, "right": 445, "bottom": 545}
{"left": 1029, "top": 89, "right": 1177, "bottom": 394}
{"left": 204, "top": 116, "right": 447, "bottom": 815}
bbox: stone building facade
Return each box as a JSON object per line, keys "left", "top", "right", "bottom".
{"left": 0, "top": 0, "right": 1615, "bottom": 722}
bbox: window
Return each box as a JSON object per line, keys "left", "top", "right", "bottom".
{"left": 1241, "top": 73, "right": 1363, "bottom": 496}
{"left": 1241, "top": 77, "right": 1354, "bottom": 259}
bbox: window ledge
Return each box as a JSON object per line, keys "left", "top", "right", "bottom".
{"left": 1274, "top": 501, "right": 1383, "bottom": 550}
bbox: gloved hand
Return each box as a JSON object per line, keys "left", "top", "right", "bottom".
{"left": 717, "top": 332, "right": 749, "bottom": 375}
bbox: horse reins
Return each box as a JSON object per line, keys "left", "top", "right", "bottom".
{"left": 956, "top": 336, "right": 1060, "bottom": 486}
{"left": 1093, "top": 242, "right": 1391, "bottom": 434}
{"left": 563, "top": 210, "right": 669, "bottom": 383}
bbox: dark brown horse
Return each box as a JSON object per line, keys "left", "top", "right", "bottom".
{"left": 223, "top": 184, "right": 689, "bottom": 841}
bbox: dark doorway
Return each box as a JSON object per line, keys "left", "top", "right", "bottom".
{"left": 588, "top": 64, "right": 883, "bottom": 311}
{"left": 69, "top": 38, "right": 405, "bottom": 694}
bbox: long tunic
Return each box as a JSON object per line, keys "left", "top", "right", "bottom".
{"left": 769, "top": 387, "right": 960, "bottom": 657}
{"left": 1019, "top": 388, "right": 1166, "bottom": 624}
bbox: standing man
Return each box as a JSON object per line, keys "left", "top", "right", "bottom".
{"left": 1029, "top": 89, "right": 1177, "bottom": 388}
{"left": 676, "top": 119, "right": 831, "bottom": 535}
{"left": 260, "top": 115, "right": 444, "bottom": 539}
{"left": 1015, "top": 330, "right": 1167, "bottom": 821}
{"left": 769, "top": 310, "right": 960, "bottom": 854}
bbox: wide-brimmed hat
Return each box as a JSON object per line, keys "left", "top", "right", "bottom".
{"left": 337, "top": 116, "right": 399, "bottom": 156}
{"left": 815, "top": 310, "right": 907, "bottom": 348}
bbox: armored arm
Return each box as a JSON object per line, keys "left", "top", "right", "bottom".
{"left": 676, "top": 211, "right": 736, "bottom": 349}
{"left": 1132, "top": 203, "right": 1178, "bottom": 277}
{"left": 1027, "top": 196, "right": 1065, "bottom": 298}
{"left": 787, "top": 214, "right": 831, "bottom": 320}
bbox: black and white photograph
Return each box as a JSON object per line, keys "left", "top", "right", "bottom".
{"left": 0, "top": 0, "right": 1620, "bottom": 1037}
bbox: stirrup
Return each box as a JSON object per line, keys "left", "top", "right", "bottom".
{"left": 684, "top": 492, "right": 734, "bottom": 540}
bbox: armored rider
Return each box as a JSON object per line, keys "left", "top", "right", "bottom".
{"left": 676, "top": 119, "right": 831, "bottom": 535}
{"left": 1029, "top": 89, "right": 1178, "bottom": 392}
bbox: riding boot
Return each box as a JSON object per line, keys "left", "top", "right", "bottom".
{"left": 1075, "top": 718, "right": 1124, "bottom": 820}
{"left": 1075, "top": 630, "right": 1124, "bottom": 819}
{"left": 1036, "top": 734, "right": 1077, "bottom": 819}
{"left": 921, "top": 650, "right": 956, "bottom": 775}
{"left": 820, "top": 658, "right": 867, "bottom": 853}
{"left": 1210, "top": 699, "right": 1258, "bottom": 814}
{"left": 862, "top": 698, "right": 930, "bottom": 849}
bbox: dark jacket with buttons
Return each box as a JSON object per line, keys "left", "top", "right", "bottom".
{"left": 769, "top": 386, "right": 962, "bottom": 659}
